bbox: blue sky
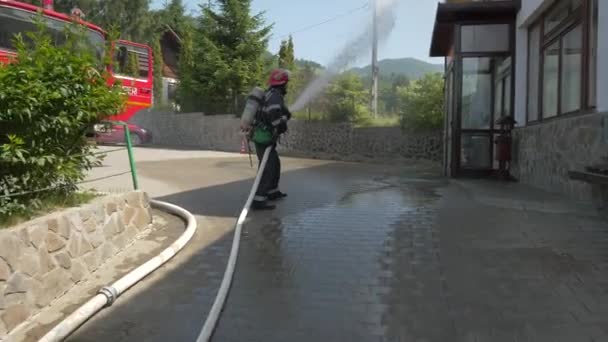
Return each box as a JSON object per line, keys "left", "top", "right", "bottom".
{"left": 152, "top": 0, "right": 442, "bottom": 66}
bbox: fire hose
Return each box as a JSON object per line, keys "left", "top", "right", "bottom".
{"left": 38, "top": 199, "right": 198, "bottom": 342}
{"left": 38, "top": 146, "right": 272, "bottom": 341}
{"left": 196, "top": 145, "right": 272, "bottom": 341}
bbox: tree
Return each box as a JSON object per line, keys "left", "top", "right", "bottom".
{"left": 94, "top": 0, "right": 152, "bottom": 42}
{"left": 22, "top": 0, "right": 156, "bottom": 43}
{"left": 260, "top": 50, "right": 278, "bottom": 86}
{"left": 380, "top": 73, "right": 409, "bottom": 114}
{"left": 398, "top": 72, "right": 444, "bottom": 130}
{"left": 0, "top": 22, "right": 125, "bottom": 218}
{"left": 322, "top": 72, "right": 370, "bottom": 124}
{"left": 277, "top": 36, "right": 298, "bottom": 103}
{"left": 289, "top": 62, "right": 316, "bottom": 115}
{"left": 176, "top": 23, "right": 196, "bottom": 112}
{"left": 278, "top": 36, "right": 295, "bottom": 71}
{"left": 187, "top": 0, "right": 272, "bottom": 113}
{"left": 278, "top": 40, "right": 288, "bottom": 69}
{"left": 164, "top": 0, "right": 186, "bottom": 32}
{"left": 392, "top": 74, "right": 410, "bottom": 90}
{"left": 286, "top": 36, "right": 295, "bottom": 70}
{"left": 152, "top": 34, "right": 164, "bottom": 106}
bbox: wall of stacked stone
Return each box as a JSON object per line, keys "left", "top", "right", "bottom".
{"left": 0, "top": 191, "right": 152, "bottom": 335}
{"left": 511, "top": 112, "right": 608, "bottom": 204}
{"left": 132, "top": 111, "right": 443, "bottom": 163}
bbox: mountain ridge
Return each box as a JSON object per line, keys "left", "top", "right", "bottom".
{"left": 350, "top": 57, "right": 443, "bottom": 80}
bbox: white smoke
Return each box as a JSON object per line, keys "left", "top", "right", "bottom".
{"left": 290, "top": 0, "right": 399, "bottom": 112}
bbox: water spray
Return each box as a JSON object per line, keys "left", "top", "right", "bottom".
{"left": 290, "top": 0, "right": 399, "bottom": 112}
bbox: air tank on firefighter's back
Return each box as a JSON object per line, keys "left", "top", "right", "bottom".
{"left": 241, "top": 87, "right": 265, "bottom": 128}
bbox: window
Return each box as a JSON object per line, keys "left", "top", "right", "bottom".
{"left": 560, "top": 25, "right": 582, "bottom": 113}
{"left": 460, "top": 24, "right": 510, "bottom": 53}
{"left": 0, "top": 6, "right": 104, "bottom": 60}
{"left": 494, "top": 78, "right": 503, "bottom": 120}
{"left": 527, "top": 0, "right": 597, "bottom": 122}
{"left": 528, "top": 24, "right": 541, "bottom": 121}
{"left": 504, "top": 75, "right": 511, "bottom": 118}
{"left": 543, "top": 42, "right": 559, "bottom": 118}
{"left": 167, "top": 82, "right": 178, "bottom": 102}
{"left": 113, "top": 43, "right": 150, "bottom": 79}
{"left": 544, "top": 0, "right": 582, "bottom": 34}
{"left": 493, "top": 57, "right": 512, "bottom": 122}
{"left": 545, "top": 4, "right": 569, "bottom": 33}
{"left": 461, "top": 58, "right": 492, "bottom": 129}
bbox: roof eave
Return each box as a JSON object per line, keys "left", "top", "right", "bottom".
{"left": 429, "top": 1, "right": 519, "bottom": 57}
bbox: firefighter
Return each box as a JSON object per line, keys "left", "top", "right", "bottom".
{"left": 251, "top": 69, "right": 292, "bottom": 210}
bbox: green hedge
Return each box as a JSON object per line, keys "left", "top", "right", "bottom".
{"left": 0, "top": 21, "right": 125, "bottom": 219}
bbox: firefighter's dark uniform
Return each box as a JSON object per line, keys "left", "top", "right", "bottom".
{"left": 253, "top": 87, "right": 291, "bottom": 207}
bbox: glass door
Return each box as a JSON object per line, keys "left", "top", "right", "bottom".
{"left": 457, "top": 56, "right": 512, "bottom": 175}
{"left": 460, "top": 57, "right": 493, "bottom": 171}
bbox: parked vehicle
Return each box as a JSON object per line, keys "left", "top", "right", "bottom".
{"left": 0, "top": 0, "right": 153, "bottom": 122}
{"left": 92, "top": 121, "right": 152, "bottom": 146}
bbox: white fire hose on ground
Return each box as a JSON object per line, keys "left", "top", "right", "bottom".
{"left": 196, "top": 146, "right": 272, "bottom": 341}
{"left": 38, "top": 200, "right": 198, "bottom": 342}
{"left": 39, "top": 146, "right": 272, "bottom": 342}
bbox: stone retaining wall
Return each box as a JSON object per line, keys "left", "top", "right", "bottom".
{"left": 512, "top": 112, "right": 608, "bottom": 205}
{"left": 0, "top": 191, "right": 152, "bottom": 336}
{"left": 131, "top": 111, "right": 443, "bottom": 163}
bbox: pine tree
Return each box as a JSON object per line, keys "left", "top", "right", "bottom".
{"left": 94, "top": 0, "right": 151, "bottom": 42}
{"left": 278, "top": 40, "right": 288, "bottom": 69}
{"left": 152, "top": 34, "right": 164, "bottom": 106}
{"left": 149, "top": 0, "right": 188, "bottom": 37}
{"left": 176, "top": 23, "right": 196, "bottom": 111}
{"left": 281, "top": 36, "right": 297, "bottom": 104}
{"left": 286, "top": 36, "right": 295, "bottom": 71}
{"left": 190, "top": 0, "right": 272, "bottom": 113}
{"left": 277, "top": 36, "right": 295, "bottom": 72}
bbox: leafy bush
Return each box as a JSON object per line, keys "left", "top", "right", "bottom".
{"left": 398, "top": 72, "right": 444, "bottom": 130}
{"left": 0, "top": 21, "right": 125, "bottom": 219}
{"left": 322, "top": 72, "right": 371, "bottom": 125}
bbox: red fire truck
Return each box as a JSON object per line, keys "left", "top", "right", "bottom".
{"left": 0, "top": 0, "right": 153, "bottom": 122}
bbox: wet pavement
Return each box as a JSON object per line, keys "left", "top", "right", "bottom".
{"left": 62, "top": 148, "right": 608, "bottom": 341}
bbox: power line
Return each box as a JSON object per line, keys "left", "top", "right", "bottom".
{"left": 270, "top": 2, "right": 370, "bottom": 42}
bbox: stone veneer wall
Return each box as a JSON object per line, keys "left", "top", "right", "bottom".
{"left": 512, "top": 112, "right": 608, "bottom": 204}
{"left": 0, "top": 191, "right": 152, "bottom": 335}
{"left": 131, "top": 111, "right": 443, "bottom": 163}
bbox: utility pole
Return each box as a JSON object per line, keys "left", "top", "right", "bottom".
{"left": 371, "top": 0, "right": 379, "bottom": 119}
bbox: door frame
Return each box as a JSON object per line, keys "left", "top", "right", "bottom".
{"left": 451, "top": 21, "right": 515, "bottom": 177}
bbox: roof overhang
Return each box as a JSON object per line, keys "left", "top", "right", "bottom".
{"left": 430, "top": 1, "right": 519, "bottom": 57}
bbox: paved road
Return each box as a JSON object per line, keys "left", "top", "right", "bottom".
{"left": 66, "top": 147, "right": 608, "bottom": 342}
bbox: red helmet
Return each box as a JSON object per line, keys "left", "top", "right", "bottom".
{"left": 268, "top": 69, "right": 290, "bottom": 86}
